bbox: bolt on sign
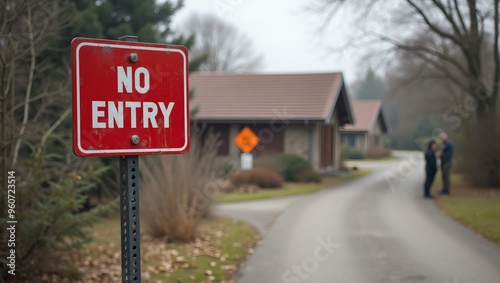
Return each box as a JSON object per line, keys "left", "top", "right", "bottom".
{"left": 234, "top": 126, "right": 260, "bottom": 153}
{"left": 71, "top": 37, "right": 190, "bottom": 156}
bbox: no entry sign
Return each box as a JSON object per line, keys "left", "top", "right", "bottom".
{"left": 71, "top": 37, "right": 190, "bottom": 156}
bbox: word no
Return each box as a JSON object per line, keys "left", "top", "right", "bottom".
{"left": 91, "top": 66, "right": 175, "bottom": 129}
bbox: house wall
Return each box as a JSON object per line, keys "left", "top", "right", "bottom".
{"left": 229, "top": 124, "right": 240, "bottom": 157}
{"left": 372, "top": 121, "right": 383, "bottom": 135}
{"left": 200, "top": 121, "right": 340, "bottom": 172}
{"left": 229, "top": 123, "right": 312, "bottom": 168}
{"left": 339, "top": 121, "right": 385, "bottom": 153}
{"left": 357, "top": 134, "right": 368, "bottom": 152}
{"left": 230, "top": 122, "right": 321, "bottom": 171}
{"left": 368, "top": 120, "right": 383, "bottom": 149}
{"left": 284, "top": 124, "right": 314, "bottom": 165}
{"left": 340, "top": 132, "right": 368, "bottom": 153}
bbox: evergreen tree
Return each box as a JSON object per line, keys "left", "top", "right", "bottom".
{"left": 50, "top": 0, "right": 203, "bottom": 70}
{"left": 410, "top": 117, "right": 439, "bottom": 150}
{"left": 1, "top": 0, "right": 204, "bottom": 279}
{"left": 351, "top": 68, "right": 385, "bottom": 100}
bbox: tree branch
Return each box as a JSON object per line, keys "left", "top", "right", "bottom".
{"left": 12, "top": 2, "right": 35, "bottom": 167}
{"left": 430, "top": 0, "right": 464, "bottom": 37}
{"left": 466, "top": 0, "right": 482, "bottom": 76}
{"left": 406, "top": 0, "right": 481, "bottom": 78}
{"left": 453, "top": 0, "right": 468, "bottom": 33}
{"left": 8, "top": 88, "right": 59, "bottom": 113}
{"left": 410, "top": 50, "right": 469, "bottom": 92}
{"left": 371, "top": 31, "right": 470, "bottom": 82}
{"left": 406, "top": 0, "right": 461, "bottom": 46}
{"left": 36, "top": 107, "right": 71, "bottom": 157}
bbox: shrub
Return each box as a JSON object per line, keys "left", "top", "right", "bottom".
{"left": 0, "top": 149, "right": 116, "bottom": 278}
{"left": 140, "top": 130, "right": 223, "bottom": 242}
{"left": 254, "top": 155, "right": 284, "bottom": 175}
{"left": 296, "top": 170, "right": 322, "bottom": 183}
{"left": 366, "top": 147, "right": 391, "bottom": 159}
{"left": 342, "top": 147, "right": 365, "bottom": 160}
{"left": 230, "top": 168, "right": 284, "bottom": 189}
{"left": 348, "top": 150, "right": 365, "bottom": 159}
{"left": 276, "top": 154, "right": 312, "bottom": 182}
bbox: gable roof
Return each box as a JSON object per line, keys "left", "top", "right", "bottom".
{"left": 341, "top": 100, "right": 388, "bottom": 132}
{"left": 189, "top": 72, "right": 354, "bottom": 125}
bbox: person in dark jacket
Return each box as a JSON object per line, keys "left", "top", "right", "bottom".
{"left": 439, "top": 133, "right": 454, "bottom": 195}
{"left": 424, "top": 140, "right": 438, "bottom": 199}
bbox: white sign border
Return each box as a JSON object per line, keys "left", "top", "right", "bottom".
{"left": 75, "top": 41, "right": 189, "bottom": 155}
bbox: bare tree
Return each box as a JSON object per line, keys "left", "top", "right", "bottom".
{"left": 180, "top": 12, "right": 263, "bottom": 72}
{"left": 0, "top": 0, "right": 72, "bottom": 175}
{"left": 312, "top": 0, "right": 500, "bottom": 186}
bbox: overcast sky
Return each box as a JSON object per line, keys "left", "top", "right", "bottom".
{"left": 172, "top": 0, "right": 363, "bottom": 83}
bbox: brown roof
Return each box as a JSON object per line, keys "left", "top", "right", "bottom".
{"left": 341, "top": 100, "right": 387, "bottom": 132}
{"left": 189, "top": 72, "right": 354, "bottom": 124}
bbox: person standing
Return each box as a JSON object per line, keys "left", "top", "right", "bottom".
{"left": 439, "top": 133, "right": 454, "bottom": 195}
{"left": 424, "top": 140, "right": 438, "bottom": 198}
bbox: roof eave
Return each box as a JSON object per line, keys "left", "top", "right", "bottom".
{"left": 324, "top": 76, "right": 355, "bottom": 126}
{"left": 340, "top": 129, "right": 369, "bottom": 133}
{"left": 378, "top": 109, "right": 390, "bottom": 134}
{"left": 191, "top": 118, "right": 325, "bottom": 124}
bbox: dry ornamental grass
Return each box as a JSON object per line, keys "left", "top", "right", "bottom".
{"left": 140, "top": 130, "right": 223, "bottom": 242}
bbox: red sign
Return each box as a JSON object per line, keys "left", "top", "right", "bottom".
{"left": 71, "top": 37, "right": 189, "bottom": 156}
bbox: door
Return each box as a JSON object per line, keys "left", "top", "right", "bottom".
{"left": 320, "top": 125, "right": 334, "bottom": 167}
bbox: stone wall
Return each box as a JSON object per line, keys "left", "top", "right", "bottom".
{"left": 284, "top": 124, "right": 314, "bottom": 165}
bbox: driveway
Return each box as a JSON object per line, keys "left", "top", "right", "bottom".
{"left": 216, "top": 153, "right": 500, "bottom": 283}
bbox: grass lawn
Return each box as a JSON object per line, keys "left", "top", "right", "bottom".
{"left": 433, "top": 173, "right": 500, "bottom": 244}
{"left": 218, "top": 170, "right": 370, "bottom": 203}
{"left": 49, "top": 216, "right": 258, "bottom": 283}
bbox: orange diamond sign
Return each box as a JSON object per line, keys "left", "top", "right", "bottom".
{"left": 234, "top": 126, "right": 260, "bottom": 153}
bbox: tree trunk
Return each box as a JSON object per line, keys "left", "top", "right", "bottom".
{"left": 463, "top": 111, "right": 500, "bottom": 187}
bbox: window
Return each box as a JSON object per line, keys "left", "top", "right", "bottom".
{"left": 342, "top": 134, "right": 356, "bottom": 147}
{"left": 348, "top": 135, "right": 356, "bottom": 147}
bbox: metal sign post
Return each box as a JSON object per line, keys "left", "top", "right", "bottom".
{"left": 234, "top": 126, "right": 260, "bottom": 170}
{"left": 119, "top": 35, "right": 141, "bottom": 283}
{"left": 71, "top": 35, "right": 189, "bottom": 283}
{"left": 120, "top": 155, "right": 140, "bottom": 283}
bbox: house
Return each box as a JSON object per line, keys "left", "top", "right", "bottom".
{"left": 340, "top": 100, "right": 389, "bottom": 153}
{"left": 189, "top": 72, "right": 355, "bottom": 171}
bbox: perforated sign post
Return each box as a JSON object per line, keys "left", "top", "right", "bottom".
{"left": 234, "top": 126, "right": 260, "bottom": 170}
{"left": 71, "top": 36, "right": 189, "bottom": 283}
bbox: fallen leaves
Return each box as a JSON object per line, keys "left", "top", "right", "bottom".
{"left": 6, "top": 217, "right": 259, "bottom": 283}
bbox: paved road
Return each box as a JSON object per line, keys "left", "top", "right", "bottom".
{"left": 216, "top": 155, "right": 500, "bottom": 283}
